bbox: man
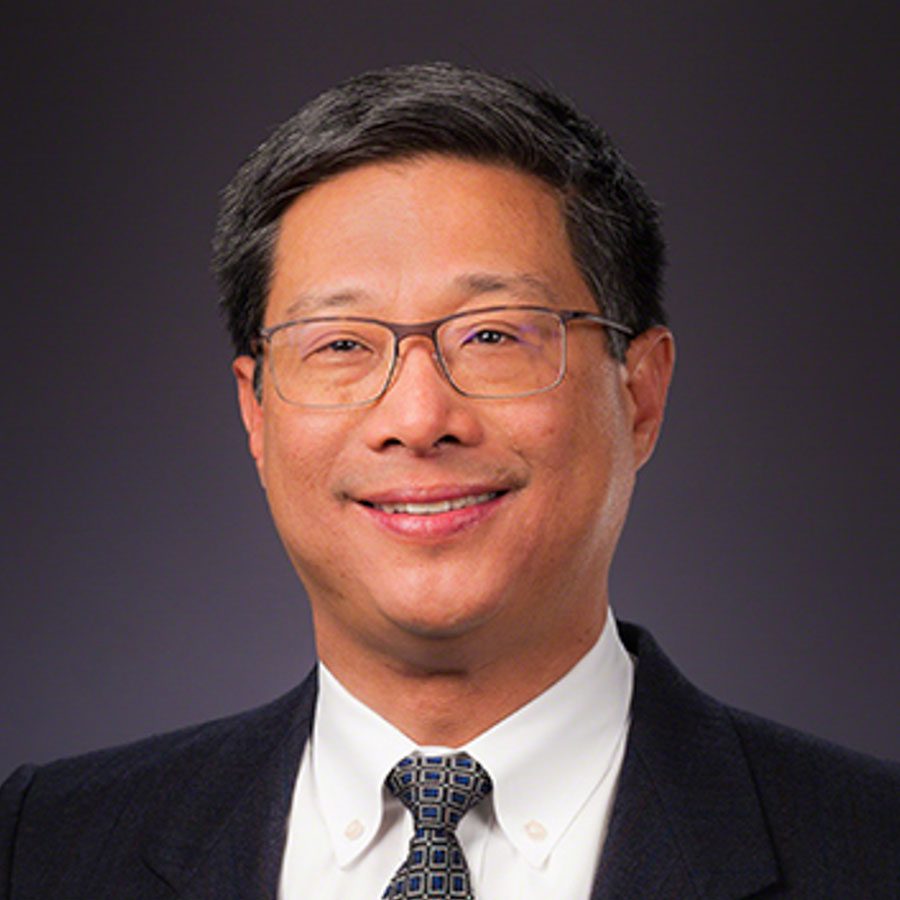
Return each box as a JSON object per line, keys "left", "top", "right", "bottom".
{"left": 1, "top": 62, "right": 897, "bottom": 899}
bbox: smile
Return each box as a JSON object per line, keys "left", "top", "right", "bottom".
{"left": 354, "top": 487, "right": 511, "bottom": 540}
{"left": 367, "top": 492, "right": 502, "bottom": 515}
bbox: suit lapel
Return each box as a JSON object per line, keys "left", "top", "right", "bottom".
{"left": 591, "top": 624, "right": 779, "bottom": 899}
{"left": 591, "top": 749, "right": 699, "bottom": 898}
{"left": 128, "top": 625, "right": 780, "bottom": 898}
{"left": 141, "top": 670, "right": 317, "bottom": 899}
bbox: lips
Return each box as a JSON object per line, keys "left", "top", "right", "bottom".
{"left": 352, "top": 485, "right": 512, "bottom": 540}
{"left": 364, "top": 491, "right": 503, "bottom": 515}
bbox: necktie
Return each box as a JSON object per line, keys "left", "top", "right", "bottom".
{"left": 382, "top": 753, "right": 492, "bottom": 899}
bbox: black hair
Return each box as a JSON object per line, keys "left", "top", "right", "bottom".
{"left": 212, "top": 62, "right": 666, "bottom": 361}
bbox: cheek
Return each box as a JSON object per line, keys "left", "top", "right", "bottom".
{"left": 507, "top": 380, "right": 622, "bottom": 469}
{"left": 262, "top": 413, "right": 344, "bottom": 522}
{"left": 520, "top": 379, "right": 632, "bottom": 516}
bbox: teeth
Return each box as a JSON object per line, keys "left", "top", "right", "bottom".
{"left": 375, "top": 492, "right": 498, "bottom": 515}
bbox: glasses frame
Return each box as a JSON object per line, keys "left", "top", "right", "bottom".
{"left": 253, "top": 304, "right": 634, "bottom": 409}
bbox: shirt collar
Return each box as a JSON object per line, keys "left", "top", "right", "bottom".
{"left": 467, "top": 610, "right": 633, "bottom": 864}
{"left": 311, "top": 610, "right": 633, "bottom": 868}
{"left": 311, "top": 666, "right": 413, "bottom": 866}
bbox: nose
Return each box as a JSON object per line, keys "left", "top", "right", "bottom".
{"left": 360, "top": 340, "right": 483, "bottom": 455}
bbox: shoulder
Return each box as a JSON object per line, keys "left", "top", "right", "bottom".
{"left": 728, "top": 704, "right": 900, "bottom": 831}
{"left": 0, "top": 672, "right": 317, "bottom": 891}
{"left": 4, "top": 671, "right": 316, "bottom": 808}
{"left": 622, "top": 620, "right": 897, "bottom": 787}
{"left": 625, "top": 618, "right": 900, "bottom": 816}
{"left": 618, "top": 621, "right": 900, "bottom": 895}
{"left": 722, "top": 704, "right": 900, "bottom": 895}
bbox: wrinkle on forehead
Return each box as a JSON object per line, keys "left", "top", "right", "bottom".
{"left": 279, "top": 272, "right": 563, "bottom": 322}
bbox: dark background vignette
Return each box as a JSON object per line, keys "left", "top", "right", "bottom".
{"left": 2, "top": 1, "right": 898, "bottom": 774}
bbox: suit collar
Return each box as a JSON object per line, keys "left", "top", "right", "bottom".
{"left": 141, "top": 670, "right": 317, "bottom": 898}
{"left": 592, "top": 623, "right": 779, "bottom": 899}
{"left": 136, "top": 624, "right": 780, "bottom": 899}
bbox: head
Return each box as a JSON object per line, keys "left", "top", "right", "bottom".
{"left": 216, "top": 63, "right": 674, "bottom": 700}
{"left": 213, "top": 62, "right": 666, "bottom": 372}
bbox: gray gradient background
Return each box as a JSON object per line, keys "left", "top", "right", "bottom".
{"left": 2, "top": 2, "right": 898, "bottom": 776}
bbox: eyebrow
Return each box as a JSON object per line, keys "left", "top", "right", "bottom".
{"left": 282, "top": 289, "right": 371, "bottom": 319}
{"left": 280, "top": 272, "right": 561, "bottom": 320}
{"left": 452, "top": 272, "right": 561, "bottom": 305}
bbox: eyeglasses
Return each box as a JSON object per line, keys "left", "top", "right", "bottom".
{"left": 253, "top": 305, "right": 633, "bottom": 409}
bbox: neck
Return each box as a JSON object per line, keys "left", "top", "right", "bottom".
{"left": 315, "top": 606, "right": 607, "bottom": 746}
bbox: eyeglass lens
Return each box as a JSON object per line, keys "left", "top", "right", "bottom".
{"left": 266, "top": 308, "right": 568, "bottom": 407}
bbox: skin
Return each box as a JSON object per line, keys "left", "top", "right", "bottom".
{"left": 234, "top": 156, "right": 674, "bottom": 746}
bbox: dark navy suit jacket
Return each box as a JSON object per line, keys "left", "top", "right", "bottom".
{"left": 2, "top": 623, "right": 898, "bottom": 898}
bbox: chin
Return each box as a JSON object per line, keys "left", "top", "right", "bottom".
{"left": 379, "top": 586, "right": 504, "bottom": 641}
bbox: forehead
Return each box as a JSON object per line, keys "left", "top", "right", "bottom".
{"left": 265, "top": 155, "right": 592, "bottom": 323}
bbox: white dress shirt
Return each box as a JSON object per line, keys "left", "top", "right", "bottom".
{"left": 278, "top": 611, "right": 633, "bottom": 900}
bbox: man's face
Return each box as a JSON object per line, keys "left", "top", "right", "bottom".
{"left": 235, "top": 156, "right": 671, "bottom": 673}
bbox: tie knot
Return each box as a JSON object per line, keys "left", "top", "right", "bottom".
{"left": 386, "top": 753, "right": 492, "bottom": 831}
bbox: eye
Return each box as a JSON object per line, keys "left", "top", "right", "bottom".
{"left": 460, "top": 325, "right": 520, "bottom": 347}
{"left": 279, "top": 326, "right": 380, "bottom": 371}
{"left": 463, "top": 328, "right": 510, "bottom": 344}
{"left": 318, "top": 337, "right": 366, "bottom": 354}
{"left": 299, "top": 329, "right": 376, "bottom": 360}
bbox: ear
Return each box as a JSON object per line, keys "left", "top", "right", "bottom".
{"left": 622, "top": 326, "right": 675, "bottom": 470}
{"left": 233, "top": 355, "right": 267, "bottom": 488}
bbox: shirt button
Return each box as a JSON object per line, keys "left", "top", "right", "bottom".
{"left": 524, "top": 820, "right": 547, "bottom": 841}
{"left": 344, "top": 819, "right": 365, "bottom": 840}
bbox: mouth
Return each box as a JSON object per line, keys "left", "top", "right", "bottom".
{"left": 352, "top": 486, "right": 512, "bottom": 540}
{"left": 360, "top": 491, "right": 504, "bottom": 516}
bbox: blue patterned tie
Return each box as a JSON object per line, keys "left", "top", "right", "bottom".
{"left": 382, "top": 753, "right": 492, "bottom": 899}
